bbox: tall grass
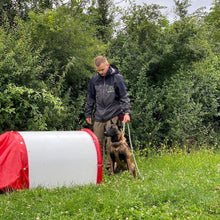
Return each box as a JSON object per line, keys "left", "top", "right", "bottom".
{"left": 0, "top": 149, "right": 219, "bottom": 219}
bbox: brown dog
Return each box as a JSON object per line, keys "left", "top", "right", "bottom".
{"left": 104, "top": 121, "right": 136, "bottom": 177}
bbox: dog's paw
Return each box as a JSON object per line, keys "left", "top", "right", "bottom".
{"left": 106, "top": 169, "right": 114, "bottom": 176}
{"left": 130, "top": 164, "right": 137, "bottom": 178}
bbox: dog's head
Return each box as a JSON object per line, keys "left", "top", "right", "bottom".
{"left": 104, "top": 121, "right": 126, "bottom": 143}
{"left": 104, "top": 120, "right": 124, "bottom": 143}
{"left": 104, "top": 121, "right": 119, "bottom": 137}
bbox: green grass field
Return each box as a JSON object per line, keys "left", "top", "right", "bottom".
{"left": 0, "top": 149, "right": 219, "bottom": 219}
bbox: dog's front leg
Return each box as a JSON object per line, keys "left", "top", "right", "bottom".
{"left": 110, "top": 151, "right": 115, "bottom": 175}
{"left": 127, "top": 159, "right": 137, "bottom": 178}
{"left": 110, "top": 159, "right": 114, "bottom": 175}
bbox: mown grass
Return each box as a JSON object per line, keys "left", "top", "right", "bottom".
{"left": 0, "top": 148, "right": 219, "bottom": 219}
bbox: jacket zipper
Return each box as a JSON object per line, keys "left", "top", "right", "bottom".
{"left": 102, "top": 76, "right": 105, "bottom": 107}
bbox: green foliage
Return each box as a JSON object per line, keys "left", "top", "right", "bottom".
{"left": 0, "top": 0, "right": 57, "bottom": 25}
{"left": 0, "top": 0, "right": 219, "bottom": 148}
{"left": 108, "top": 2, "right": 219, "bottom": 148}
{"left": 0, "top": 23, "right": 50, "bottom": 90}
{"left": 0, "top": 150, "right": 219, "bottom": 219}
{"left": 131, "top": 55, "right": 220, "bottom": 148}
{"left": 28, "top": 7, "right": 105, "bottom": 96}
{"left": 0, "top": 5, "right": 106, "bottom": 132}
{"left": 91, "top": 0, "right": 115, "bottom": 43}
{"left": 0, "top": 18, "right": 67, "bottom": 132}
{"left": 108, "top": 3, "right": 168, "bottom": 86}
{"left": 130, "top": 67, "right": 166, "bottom": 148}
{"left": 161, "top": 59, "right": 219, "bottom": 147}
{"left": 190, "top": 55, "right": 220, "bottom": 143}
{"left": 205, "top": 0, "right": 220, "bottom": 55}
{"left": 148, "top": 16, "right": 211, "bottom": 83}
{"left": 0, "top": 84, "right": 64, "bottom": 132}
{"left": 52, "top": 90, "right": 87, "bottom": 131}
{"left": 174, "top": 0, "right": 191, "bottom": 20}
{"left": 0, "top": 0, "right": 29, "bottom": 24}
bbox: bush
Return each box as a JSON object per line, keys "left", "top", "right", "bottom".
{"left": 0, "top": 84, "right": 64, "bottom": 132}
{"left": 131, "top": 55, "right": 220, "bottom": 149}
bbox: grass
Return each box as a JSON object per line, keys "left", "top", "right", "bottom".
{"left": 0, "top": 148, "right": 219, "bottom": 219}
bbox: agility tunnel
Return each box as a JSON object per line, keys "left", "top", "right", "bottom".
{"left": 0, "top": 129, "right": 102, "bottom": 192}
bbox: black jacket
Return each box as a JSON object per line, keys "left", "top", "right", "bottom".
{"left": 85, "top": 65, "right": 131, "bottom": 122}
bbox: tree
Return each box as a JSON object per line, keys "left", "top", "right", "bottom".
{"left": 174, "top": 0, "right": 191, "bottom": 20}
{"left": 0, "top": 0, "right": 29, "bottom": 24}
{"left": 131, "top": 54, "right": 220, "bottom": 148}
{"left": 0, "top": 18, "right": 64, "bottom": 132}
{"left": 0, "top": 0, "right": 58, "bottom": 25}
{"left": 108, "top": 3, "right": 168, "bottom": 86}
{"left": 27, "top": 7, "right": 105, "bottom": 98}
{"left": 205, "top": 0, "right": 220, "bottom": 55}
{"left": 109, "top": 1, "right": 219, "bottom": 148}
{"left": 85, "top": 0, "right": 115, "bottom": 43}
{"left": 96, "top": 0, "right": 114, "bottom": 42}
{"left": 0, "top": 4, "right": 106, "bottom": 132}
{"left": 148, "top": 16, "right": 211, "bottom": 83}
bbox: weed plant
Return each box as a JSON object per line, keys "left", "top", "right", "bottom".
{"left": 0, "top": 148, "right": 219, "bottom": 219}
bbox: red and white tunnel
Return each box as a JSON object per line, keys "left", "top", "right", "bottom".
{"left": 0, "top": 129, "right": 102, "bottom": 192}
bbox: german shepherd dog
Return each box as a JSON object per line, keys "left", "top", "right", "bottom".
{"left": 104, "top": 121, "right": 136, "bottom": 177}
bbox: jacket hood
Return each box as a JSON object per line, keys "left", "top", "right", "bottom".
{"left": 107, "top": 64, "right": 119, "bottom": 76}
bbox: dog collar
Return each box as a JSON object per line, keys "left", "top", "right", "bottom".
{"left": 111, "top": 139, "right": 126, "bottom": 147}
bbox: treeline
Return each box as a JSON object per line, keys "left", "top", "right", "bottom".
{"left": 0, "top": 0, "right": 219, "bottom": 149}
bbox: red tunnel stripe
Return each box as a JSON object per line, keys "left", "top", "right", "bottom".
{"left": 80, "top": 129, "right": 103, "bottom": 184}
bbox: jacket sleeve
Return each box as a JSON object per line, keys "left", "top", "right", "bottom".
{"left": 115, "top": 74, "right": 132, "bottom": 115}
{"left": 85, "top": 77, "right": 96, "bottom": 118}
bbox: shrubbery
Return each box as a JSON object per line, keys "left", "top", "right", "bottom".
{"left": 131, "top": 56, "right": 220, "bottom": 149}
{"left": 0, "top": 0, "right": 219, "bottom": 149}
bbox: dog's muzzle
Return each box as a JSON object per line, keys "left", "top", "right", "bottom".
{"left": 104, "top": 131, "right": 109, "bottom": 137}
